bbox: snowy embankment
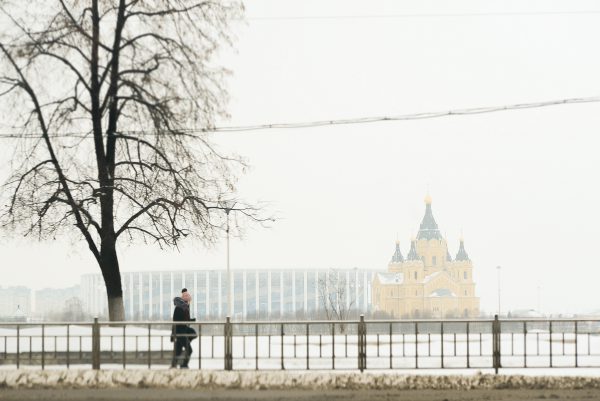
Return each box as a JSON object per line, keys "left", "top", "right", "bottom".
{"left": 2, "top": 370, "right": 600, "bottom": 390}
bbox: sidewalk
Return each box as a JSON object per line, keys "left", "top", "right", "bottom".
{"left": 3, "top": 388, "right": 600, "bottom": 401}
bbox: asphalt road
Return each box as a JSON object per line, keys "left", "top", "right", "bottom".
{"left": 2, "top": 389, "right": 600, "bottom": 401}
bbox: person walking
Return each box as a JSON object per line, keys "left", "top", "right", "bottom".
{"left": 171, "top": 288, "right": 196, "bottom": 368}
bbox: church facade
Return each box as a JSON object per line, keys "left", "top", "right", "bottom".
{"left": 372, "top": 196, "right": 480, "bottom": 318}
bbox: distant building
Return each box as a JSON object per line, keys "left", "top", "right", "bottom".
{"left": 372, "top": 196, "right": 480, "bottom": 318}
{"left": 0, "top": 286, "right": 31, "bottom": 319}
{"left": 81, "top": 269, "right": 375, "bottom": 320}
{"left": 509, "top": 309, "right": 544, "bottom": 318}
{"left": 34, "top": 286, "right": 81, "bottom": 319}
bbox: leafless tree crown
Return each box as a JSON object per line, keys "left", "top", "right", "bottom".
{"left": 0, "top": 0, "right": 263, "bottom": 259}
{"left": 318, "top": 269, "right": 361, "bottom": 321}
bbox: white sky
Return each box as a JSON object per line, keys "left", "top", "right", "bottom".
{"left": 2, "top": 0, "right": 600, "bottom": 315}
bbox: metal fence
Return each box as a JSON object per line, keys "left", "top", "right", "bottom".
{"left": 1, "top": 316, "right": 600, "bottom": 372}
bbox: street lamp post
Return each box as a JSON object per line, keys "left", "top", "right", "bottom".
{"left": 496, "top": 265, "right": 501, "bottom": 317}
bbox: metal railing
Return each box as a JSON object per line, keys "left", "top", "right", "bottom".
{"left": 1, "top": 315, "right": 600, "bottom": 372}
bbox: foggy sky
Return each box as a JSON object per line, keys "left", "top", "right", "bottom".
{"left": 1, "top": 0, "right": 600, "bottom": 315}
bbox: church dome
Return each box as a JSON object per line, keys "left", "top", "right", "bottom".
{"left": 417, "top": 195, "right": 442, "bottom": 241}
{"left": 455, "top": 238, "right": 470, "bottom": 261}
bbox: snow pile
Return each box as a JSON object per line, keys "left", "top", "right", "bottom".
{"left": 2, "top": 370, "right": 600, "bottom": 390}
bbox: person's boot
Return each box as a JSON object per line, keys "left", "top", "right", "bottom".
{"left": 180, "top": 353, "right": 190, "bottom": 369}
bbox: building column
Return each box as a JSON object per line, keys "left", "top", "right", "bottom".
{"left": 363, "top": 271, "right": 368, "bottom": 313}
{"left": 346, "top": 271, "right": 350, "bottom": 311}
{"left": 129, "top": 273, "right": 134, "bottom": 319}
{"left": 205, "top": 271, "right": 209, "bottom": 317}
{"left": 267, "top": 271, "right": 272, "bottom": 318}
{"left": 255, "top": 272, "right": 259, "bottom": 317}
{"left": 242, "top": 271, "right": 247, "bottom": 320}
{"left": 355, "top": 269, "right": 359, "bottom": 312}
{"left": 193, "top": 272, "right": 198, "bottom": 319}
{"left": 218, "top": 271, "right": 222, "bottom": 318}
{"left": 148, "top": 272, "right": 153, "bottom": 319}
{"left": 91, "top": 276, "right": 96, "bottom": 316}
{"left": 279, "top": 272, "right": 284, "bottom": 318}
{"left": 138, "top": 272, "right": 143, "bottom": 320}
{"left": 303, "top": 271, "right": 308, "bottom": 313}
{"left": 292, "top": 271, "right": 296, "bottom": 317}
{"left": 159, "top": 272, "right": 164, "bottom": 320}
{"left": 170, "top": 272, "right": 174, "bottom": 316}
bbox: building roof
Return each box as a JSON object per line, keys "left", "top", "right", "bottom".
{"left": 406, "top": 239, "right": 420, "bottom": 261}
{"left": 390, "top": 241, "right": 404, "bottom": 263}
{"left": 428, "top": 288, "right": 456, "bottom": 297}
{"left": 376, "top": 272, "right": 404, "bottom": 285}
{"left": 455, "top": 239, "right": 470, "bottom": 261}
{"left": 422, "top": 271, "right": 442, "bottom": 284}
{"left": 417, "top": 197, "right": 443, "bottom": 240}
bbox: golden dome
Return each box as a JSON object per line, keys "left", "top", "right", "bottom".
{"left": 424, "top": 194, "right": 432, "bottom": 205}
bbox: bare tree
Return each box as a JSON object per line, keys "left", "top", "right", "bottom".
{"left": 317, "top": 269, "right": 360, "bottom": 322}
{"left": 0, "top": 1, "right": 262, "bottom": 321}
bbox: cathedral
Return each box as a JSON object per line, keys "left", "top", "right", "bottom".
{"left": 372, "top": 196, "right": 480, "bottom": 318}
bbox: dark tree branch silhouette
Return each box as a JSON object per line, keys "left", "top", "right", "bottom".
{"left": 318, "top": 269, "right": 360, "bottom": 331}
{"left": 0, "top": 0, "right": 264, "bottom": 320}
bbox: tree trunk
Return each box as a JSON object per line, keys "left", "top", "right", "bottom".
{"left": 107, "top": 295, "right": 125, "bottom": 321}
{"left": 100, "top": 239, "right": 125, "bottom": 321}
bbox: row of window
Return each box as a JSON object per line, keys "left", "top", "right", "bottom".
{"left": 86, "top": 271, "right": 374, "bottom": 319}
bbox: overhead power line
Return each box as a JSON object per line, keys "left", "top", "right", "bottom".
{"left": 0, "top": 95, "right": 599, "bottom": 139}
{"left": 247, "top": 10, "right": 600, "bottom": 21}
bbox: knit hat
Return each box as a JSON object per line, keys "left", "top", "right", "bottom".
{"left": 181, "top": 291, "right": 192, "bottom": 303}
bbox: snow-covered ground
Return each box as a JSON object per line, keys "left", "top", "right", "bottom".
{"left": 3, "top": 369, "right": 600, "bottom": 390}
{"left": 1, "top": 324, "right": 599, "bottom": 373}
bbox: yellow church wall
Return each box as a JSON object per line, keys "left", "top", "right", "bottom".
{"left": 416, "top": 238, "right": 448, "bottom": 268}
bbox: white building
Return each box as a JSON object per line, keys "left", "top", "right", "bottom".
{"left": 81, "top": 269, "right": 375, "bottom": 320}
{"left": 34, "top": 286, "right": 81, "bottom": 319}
{"left": 0, "top": 286, "right": 31, "bottom": 319}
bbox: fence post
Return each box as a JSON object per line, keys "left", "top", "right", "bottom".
{"left": 466, "top": 322, "right": 470, "bottom": 369}
{"left": 440, "top": 322, "right": 444, "bottom": 369}
{"left": 224, "top": 316, "right": 233, "bottom": 371}
{"left": 549, "top": 320, "right": 553, "bottom": 368}
{"left": 92, "top": 317, "right": 100, "bottom": 370}
{"left": 523, "top": 321, "right": 527, "bottom": 368}
{"left": 41, "top": 324, "right": 45, "bottom": 370}
{"left": 358, "top": 315, "right": 366, "bottom": 372}
{"left": 281, "top": 323, "right": 285, "bottom": 370}
{"left": 492, "top": 314, "right": 500, "bottom": 374}
{"left": 575, "top": 321, "right": 578, "bottom": 368}
{"left": 16, "top": 325, "right": 20, "bottom": 369}
{"left": 147, "top": 323, "right": 152, "bottom": 369}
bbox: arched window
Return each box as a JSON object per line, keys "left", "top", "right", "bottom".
{"left": 432, "top": 256, "right": 437, "bottom": 266}
{"left": 463, "top": 271, "right": 467, "bottom": 279}
{"left": 414, "top": 271, "right": 417, "bottom": 280}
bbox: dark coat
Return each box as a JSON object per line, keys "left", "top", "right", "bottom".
{"left": 172, "top": 297, "right": 191, "bottom": 334}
